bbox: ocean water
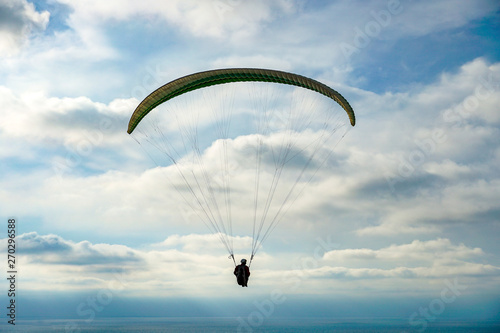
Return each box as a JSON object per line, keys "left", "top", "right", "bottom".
{"left": 1, "top": 318, "right": 499, "bottom": 332}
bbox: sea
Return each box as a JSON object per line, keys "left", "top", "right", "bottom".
{"left": 1, "top": 318, "right": 499, "bottom": 333}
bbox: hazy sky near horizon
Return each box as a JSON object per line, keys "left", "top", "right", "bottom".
{"left": 1, "top": 0, "right": 499, "bottom": 324}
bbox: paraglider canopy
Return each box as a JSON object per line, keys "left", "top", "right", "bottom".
{"left": 128, "top": 68, "right": 355, "bottom": 134}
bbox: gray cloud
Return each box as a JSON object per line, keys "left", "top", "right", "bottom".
{"left": 16, "top": 232, "right": 142, "bottom": 266}
{"left": 0, "top": 0, "right": 49, "bottom": 55}
{"left": 18, "top": 231, "right": 72, "bottom": 253}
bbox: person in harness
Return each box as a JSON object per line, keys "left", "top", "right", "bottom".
{"left": 234, "top": 259, "right": 250, "bottom": 287}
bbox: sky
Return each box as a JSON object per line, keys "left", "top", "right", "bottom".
{"left": 1, "top": 0, "right": 500, "bottom": 329}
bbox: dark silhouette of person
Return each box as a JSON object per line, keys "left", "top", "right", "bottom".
{"left": 234, "top": 259, "right": 250, "bottom": 287}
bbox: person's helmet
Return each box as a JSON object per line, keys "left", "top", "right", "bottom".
{"left": 241, "top": 259, "right": 247, "bottom": 264}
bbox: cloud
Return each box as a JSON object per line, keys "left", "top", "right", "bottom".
{"left": 55, "top": 0, "right": 295, "bottom": 39}
{"left": 0, "top": 232, "right": 143, "bottom": 292}
{"left": 152, "top": 233, "right": 253, "bottom": 253}
{"left": 301, "top": 262, "right": 498, "bottom": 281}
{"left": 5, "top": 233, "right": 498, "bottom": 297}
{"left": 323, "top": 238, "right": 484, "bottom": 266}
{"left": 0, "top": 87, "right": 131, "bottom": 141}
{"left": 250, "top": 237, "right": 499, "bottom": 297}
{"left": 2, "top": 0, "right": 495, "bottom": 104}
{"left": 0, "top": 86, "right": 135, "bottom": 178}
{"left": 336, "top": 58, "right": 500, "bottom": 235}
{"left": 18, "top": 231, "right": 72, "bottom": 253}
{"left": 394, "top": 0, "right": 499, "bottom": 37}
{"left": 17, "top": 232, "right": 141, "bottom": 265}
{"left": 0, "top": 0, "right": 49, "bottom": 56}
{"left": 336, "top": 0, "right": 499, "bottom": 42}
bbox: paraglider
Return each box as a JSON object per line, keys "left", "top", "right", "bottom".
{"left": 234, "top": 259, "right": 250, "bottom": 287}
{"left": 128, "top": 68, "right": 355, "bottom": 279}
